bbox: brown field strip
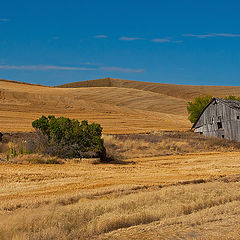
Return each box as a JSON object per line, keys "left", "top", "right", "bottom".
{"left": 1, "top": 152, "right": 240, "bottom": 211}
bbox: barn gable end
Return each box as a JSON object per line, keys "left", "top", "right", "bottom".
{"left": 193, "top": 98, "right": 240, "bottom": 142}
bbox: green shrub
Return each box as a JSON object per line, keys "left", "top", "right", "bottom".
{"left": 32, "top": 116, "right": 106, "bottom": 161}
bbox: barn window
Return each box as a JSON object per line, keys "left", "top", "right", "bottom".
{"left": 222, "top": 135, "right": 224, "bottom": 138}
{"left": 237, "top": 116, "right": 240, "bottom": 120}
{"left": 217, "top": 122, "right": 223, "bottom": 129}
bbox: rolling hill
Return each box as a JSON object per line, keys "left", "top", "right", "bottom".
{"left": 58, "top": 77, "right": 240, "bottom": 101}
{"left": 1, "top": 78, "right": 240, "bottom": 133}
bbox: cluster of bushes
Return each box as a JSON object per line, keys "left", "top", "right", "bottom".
{"left": 32, "top": 115, "right": 106, "bottom": 161}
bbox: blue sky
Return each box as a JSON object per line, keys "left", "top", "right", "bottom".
{"left": 0, "top": 0, "right": 240, "bottom": 86}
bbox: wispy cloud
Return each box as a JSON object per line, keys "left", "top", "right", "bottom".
{"left": 0, "top": 64, "right": 144, "bottom": 73}
{"left": 0, "top": 18, "right": 9, "bottom": 22}
{"left": 94, "top": 35, "right": 182, "bottom": 43}
{"left": 100, "top": 66, "right": 144, "bottom": 73}
{"left": 0, "top": 65, "right": 96, "bottom": 71}
{"left": 119, "top": 37, "right": 145, "bottom": 41}
{"left": 152, "top": 38, "right": 171, "bottom": 43}
{"left": 151, "top": 38, "right": 183, "bottom": 43}
{"left": 182, "top": 33, "right": 240, "bottom": 38}
{"left": 94, "top": 35, "right": 108, "bottom": 39}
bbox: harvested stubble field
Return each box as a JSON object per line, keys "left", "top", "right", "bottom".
{"left": 0, "top": 151, "right": 240, "bottom": 239}
{"left": 1, "top": 78, "right": 240, "bottom": 239}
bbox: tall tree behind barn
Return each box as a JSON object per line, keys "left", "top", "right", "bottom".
{"left": 192, "top": 98, "right": 240, "bottom": 142}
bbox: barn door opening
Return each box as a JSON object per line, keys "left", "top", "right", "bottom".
{"left": 217, "top": 116, "right": 223, "bottom": 129}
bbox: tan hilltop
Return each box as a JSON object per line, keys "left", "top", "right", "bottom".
{"left": 1, "top": 77, "right": 240, "bottom": 133}
{"left": 58, "top": 77, "right": 240, "bottom": 101}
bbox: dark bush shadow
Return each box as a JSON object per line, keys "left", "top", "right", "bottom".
{"left": 94, "top": 157, "right": 135, "bottom": 165}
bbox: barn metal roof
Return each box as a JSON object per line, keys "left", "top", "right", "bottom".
{"left": 217, "top": 98, "right": 240, "bottom": 111}
{"left": 192, "top": 97, "right": 240, "bottom": 129}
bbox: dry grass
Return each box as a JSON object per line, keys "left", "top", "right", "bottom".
{"left": 104, "top": 132, "right": 240, "bottom": 159}
{"left": 8, "top": 154, "right": 63, "bottom": 164}
{"left": 0, "top": 150, "right": 240, "bottom": 239}
{"left": 0, "top": 180, "right": 240, "bottom": 239}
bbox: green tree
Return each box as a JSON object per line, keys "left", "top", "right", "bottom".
{"left": 224, "top": 95, "right": 240, "bottom": 101}
{"left": 32, "top": 116, "right": 106, "bottom": 161}
{"left": 187, "top": 95, "right": 212, "bottom": 123}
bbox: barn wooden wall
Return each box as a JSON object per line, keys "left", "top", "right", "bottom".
{"left": 194, "top": 99, "right": 240, "bottom": 142}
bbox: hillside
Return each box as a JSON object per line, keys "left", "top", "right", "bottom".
{"left": 58, "top": 77, "right": 240, "bottom": 101}
{"left": 1, "top": 78, "right": 240, "bottom": 133}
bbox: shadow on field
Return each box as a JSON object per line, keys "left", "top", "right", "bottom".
{"left": 95, "top": 158, "right": 136, "bottom": 165}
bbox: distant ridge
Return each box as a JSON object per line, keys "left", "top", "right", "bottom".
{"left": 0, "top": 78, "right": 46, "bottom": 87}
{"left": 2, "top": 77, "right": 240, "bottom": 101}
{"left": 57, "top": 78, "right": 240, "bottom": 101}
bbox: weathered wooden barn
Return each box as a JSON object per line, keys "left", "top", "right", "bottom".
{"left": 192, "top": 98, "right": 240, "bottom": 142}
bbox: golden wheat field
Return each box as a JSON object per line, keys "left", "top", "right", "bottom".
{"left": 1, "top": 78, "right": 240, "bottom": 239}
{"left": 2, "top": 77, "right": 240, "bottom": 133}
